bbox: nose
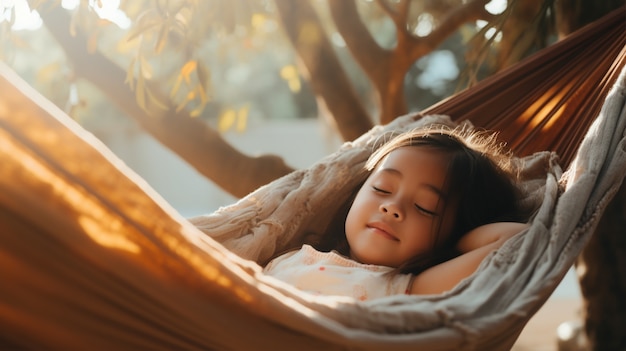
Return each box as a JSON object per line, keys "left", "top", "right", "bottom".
{"left": 380, "top": 203, "right": 403, "bottom": 220}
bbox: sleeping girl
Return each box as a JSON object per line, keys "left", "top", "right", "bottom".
{"left": 263, "top": 125, "right": 529, "bottom": 300}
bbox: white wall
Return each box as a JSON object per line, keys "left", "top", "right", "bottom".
{"left": 98, "top": 118, "right": 341, "bottom": 217}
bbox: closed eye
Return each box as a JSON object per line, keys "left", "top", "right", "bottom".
{"left": 372, "top": 186, "right": 390, "bottom": 194}
{"left": 415, "top": 204, "right": 438, "bottom": 217}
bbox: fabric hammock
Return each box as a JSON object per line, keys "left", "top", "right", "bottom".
{"left": 1, "top": 8, "right": 625, "bottom": 351}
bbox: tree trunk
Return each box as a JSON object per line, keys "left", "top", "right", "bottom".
{"left": 34, "top": 1, "right": 293, "bottom": 198}
{"left": 577, "top": 181, "right": 626, "bottom": 351}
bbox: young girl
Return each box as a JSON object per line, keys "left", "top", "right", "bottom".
{"left": 263, "top": 125, "right": 529, "bottom": 300}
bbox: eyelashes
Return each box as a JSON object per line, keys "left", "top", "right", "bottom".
{"left": 415, "top": 204, "right": 437, "bottom": 217}
{"left": 372, "top": 186, "right": 390, "bottom": 194}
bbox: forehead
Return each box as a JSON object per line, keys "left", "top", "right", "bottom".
{"left": 376, "top": 146, "right": 450, "bottom": 173}
{"left": 374, "top": 146, "right": 451, "bottom": 192}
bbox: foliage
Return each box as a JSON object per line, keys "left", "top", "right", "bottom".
{"left": 2, "top": 0, "right": 311, "bottom": 129}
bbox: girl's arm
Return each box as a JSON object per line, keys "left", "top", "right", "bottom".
{"left": 409, "top": 222, "right": 528, "bottom": 295}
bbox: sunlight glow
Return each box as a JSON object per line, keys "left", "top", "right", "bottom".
{"left": 485, "top": 0, "right": 507, "bottom": 15}
{"left": 415, "top": 50, "right": 458, "bottom": 95}
{"left": 61, "top": 0, "right": 79, "bottom": 9}
{"left": 63, "top": 0, "right": 131, "bottom": 29}
{"left": 3, "top": 0, "right": 130, "bottom": 31}
{"left": 485, "top": 27, "right": 503, "bottom": 42}
{"left": 413, "top": 13, "right": 434, "bottom": 37}
{"left": 3, "top": 0, "right": 42, "bottom": 30}
{"left": 79, "top": 215, "right": 141, "bottom": 254}
{"left": 0, "top": 128, "right": 140, "bottom": 254}
{"left": 520, "top": 86, "right": 568, "bottom": 131}
{"left": 475, "top": 19, "right": 503, "bottom": 42}
{"left": 331, "top": 32, "right": 346, "bottom": 47}
{"left": 91, "top": 0, "right": 131, "bottom": 29}
{"left": 557, "top": 321, "right": 581, "bottom": 340}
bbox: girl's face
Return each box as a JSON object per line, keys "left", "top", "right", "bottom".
{"left": 345, "top": 146, "right": 458, "bottom": 267}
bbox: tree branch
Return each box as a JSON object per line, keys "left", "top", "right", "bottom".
{"left": 407, "top": 0, "right": 492, "bottom": 61}
{"left": 34, "top": 1, "right": 293, "bottom": 198}
{"left": 274, "top": 0, "right": 373, "bottom": 141}
{"left": 328, "top": 0, "right": 391, "bottom": 91}
{"left": 375, "top": 0, "right": 410, "bottom": 34}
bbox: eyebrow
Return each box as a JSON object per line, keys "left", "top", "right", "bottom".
{"left": 378, "top": 168, "right": 448, "bottom": 199}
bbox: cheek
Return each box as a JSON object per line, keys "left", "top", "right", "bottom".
{"left": 345, "top": 192, "right": 369, "bottom": 234}
{"left": 403, "top": 218, "right": 436, "bottom": 251}
{"left": 344, "top": 199, "right": 360, "bottom": 231}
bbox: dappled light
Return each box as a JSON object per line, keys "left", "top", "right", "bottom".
{"left": 516, "top": 85, "right": 569, "bottom": 136}
{"left": 78, "top": 215, "right": 141, "bottom": 254}
{"left": 476, "top": 20, "right": 503, "bottom": 42}
{"left": 2, "top": 0, "right": 42, "bottom": 30}
{"left": 0, "top": 105, "right": 142, "bottom": 255}
{"left": 297, "top": 20, "right": 323, "bottom": 46}
{"left": 415, "top": 50, "right": 459, "bottom": 95}
{"left": 280, "top": 64, "right": 302, "bottom": 93}
{"left": 485, "top": 0, "right": 507, "bottom": 15}
{"left": 413, "top": 13, "right": 434, "bottom": 37}
{"left": 3, "top": 0, "right": 129, "bottom": 30}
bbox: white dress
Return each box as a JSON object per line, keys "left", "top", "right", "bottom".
{"left": 263, "top": 244, "right": 413, "bottom": 301}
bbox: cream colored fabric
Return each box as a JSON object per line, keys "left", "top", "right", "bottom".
{"left": 263, "top": 244, "right": 413, "bottom": 300}
{"left": 1, "top": 54, "right": 625, "bottom": 351}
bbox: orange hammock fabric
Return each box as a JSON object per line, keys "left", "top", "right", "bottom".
{"left": 425, "top": 7, "right": 626, "bottom": 168}
{"left": 0, "top": 8, "right": 625, "bottom": 351}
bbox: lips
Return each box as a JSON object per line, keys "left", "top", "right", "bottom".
{"left": 367, "top": 222, "right": 399, "bottom": 241}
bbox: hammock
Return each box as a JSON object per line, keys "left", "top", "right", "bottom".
{"left": 0, "top": 8, "right": 624, "bottom": 350}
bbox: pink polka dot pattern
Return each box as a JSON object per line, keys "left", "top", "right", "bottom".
{"left": 354, "top": 285, "right": 368, "bottom": 301}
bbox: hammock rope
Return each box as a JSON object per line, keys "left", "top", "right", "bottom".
{"left": 0, "top": 8, "right": 625, "bottom": 351}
